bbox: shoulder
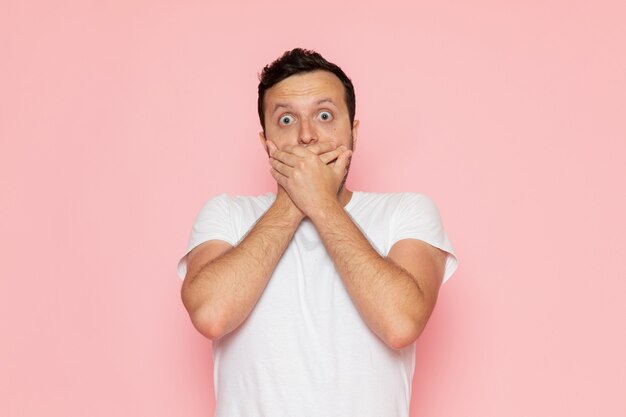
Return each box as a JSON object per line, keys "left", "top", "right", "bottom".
{"left": 352, "top": 192, "right": 443, "bottom": 226}
{"left": 201, "top": 192, "right": 275, "bottom": 208}
{"left": 354, "top": 191, "right": 436, "bottom": 209}
{"left": 394, "top": 192, "right": 441, "bottom": 220}
{"left": 397, "top": 192, "right": 438, "bottom": 209}
{"left": 197, "top": 192, "right": 275, "bottom": 219}
{"left": 227, "top": 192, "right": 275, "bottom": 212}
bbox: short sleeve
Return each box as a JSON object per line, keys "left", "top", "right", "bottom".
{"left": 176, "top": 193, "right": 237, "bottom": 281}
{"left": 390, "top": 193, "right": 459, "bottom": 285}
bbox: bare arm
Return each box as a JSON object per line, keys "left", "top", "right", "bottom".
{"left": 181, "top": 143, "right": 343, "bottom": 340}
{"left": 308, "top": 200, "right": 447, "bottom": 350}
{"left": 269, "top": 142, "right": 447, "bottom": 350}
{"left": 181, "top": 189, "right": 303, "bottom": 340}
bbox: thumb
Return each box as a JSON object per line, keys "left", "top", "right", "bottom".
{"left": 332, "top": 149, "right": 352, "bottom": 176}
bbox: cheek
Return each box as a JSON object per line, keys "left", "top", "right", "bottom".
{"left": 266, "top": 128, "right": 296, "bottom": 148}
{"left": 319, "top": 122, "right": 338, "bottom": 135}
{"left": 320, "top": 123, "right": 349, "bottom": 140}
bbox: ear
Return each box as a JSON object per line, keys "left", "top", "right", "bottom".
{"left": 351, "top": 119, "right": 360, "bottom": 152}
{"left": 259, "top": 131, "right": 269, "bottom": 156}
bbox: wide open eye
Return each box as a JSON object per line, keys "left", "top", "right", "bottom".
{"left": 318, "top": 111, "right": 333, "bottom": 121}
{"left": 279, "top": 114, "right": 295, "bottom": 126}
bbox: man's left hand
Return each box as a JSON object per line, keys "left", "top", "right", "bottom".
{"left": 267, "top": 140, "right": 352, "bottom": 217}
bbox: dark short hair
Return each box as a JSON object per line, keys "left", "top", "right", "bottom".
{"left": 257, "top": 48, "right": 356, "bottom": 132}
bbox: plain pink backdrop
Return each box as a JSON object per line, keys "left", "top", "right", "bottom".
{"left": 1, "top": 1, "right": 625, "bottom": 416}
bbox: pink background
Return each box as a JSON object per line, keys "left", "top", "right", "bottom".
{"left": 1, "top": 1, "right": 625, "bottom": 416}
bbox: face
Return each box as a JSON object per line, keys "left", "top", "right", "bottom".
{"left": 259, "top": 70, "right": 359, "bottom": 154}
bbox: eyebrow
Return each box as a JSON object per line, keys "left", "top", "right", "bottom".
{"left": 271, "top": 98, "right": 338, "bottom": 115}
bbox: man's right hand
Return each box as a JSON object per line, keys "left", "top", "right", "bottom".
{"left": 268, "top": 141, "right": 346, "bottom": 219}
{"left": 315, "top": 142, "right": 346, "bottom": 165}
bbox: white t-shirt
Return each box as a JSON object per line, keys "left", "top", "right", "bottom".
{"left": 177, "top": 191, "right": 459, "bottom": 417}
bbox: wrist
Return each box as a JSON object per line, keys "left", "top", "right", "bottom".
{"left": 307, "top": 196, "right": 343, "bottom": 225}
{"left": 273, "top": 193, "right": 306, "bottom": 223}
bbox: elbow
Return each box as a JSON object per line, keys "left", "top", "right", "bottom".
{"left": 190, "top": 306, "right": 225, "bottom": 341}
{"left": 386, "top": 294, "right": 439, "bottom": 350}
{"left": 385, "top": 316, "right": 426, "bottom": 351}
{"left": 181, "top": 281, "right": 225, "bottom": 341}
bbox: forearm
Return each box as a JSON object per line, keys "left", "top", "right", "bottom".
{"left": 186, "top": 197, "right": 303, "bottom": 339}
{"left": 309, "top": 200, "right": 425, "bottom": 349}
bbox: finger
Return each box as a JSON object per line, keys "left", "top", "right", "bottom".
{"left": 270, "top": 167, "right": 288, "bottom": 188}
{"left": 290, "top": 143, "right": 338, "bottom": 158}
{"left": 266, "top": 140, "right": 278, "bottom": 156}
{"left": 271, "top": 149, "right": 299, "bottom": 167}
{"left": 270, "top": 157, "right": 293, "bottom": 177}
{"left": 319, "top": 146, "right": 347, "bottom": 164}
{"left": 332, "top": 149, "right": 353, "bottom": 176}
{"left": 304, "top": 141, "right": 337, "bottom": 155}
{"left": 288, "top": 146, "right": 318, "bottom": 158}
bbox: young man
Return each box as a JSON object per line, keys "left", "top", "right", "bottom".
{"left": 177, "top": 48, "right": 459, "bottom": 417}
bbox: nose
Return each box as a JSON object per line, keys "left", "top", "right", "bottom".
{"left": 298, "top": 118, "right": 318, "bottom": 145}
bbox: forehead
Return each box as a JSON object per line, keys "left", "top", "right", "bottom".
{"left": 264, "top": 70, "right": 346, "bottom": 109}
